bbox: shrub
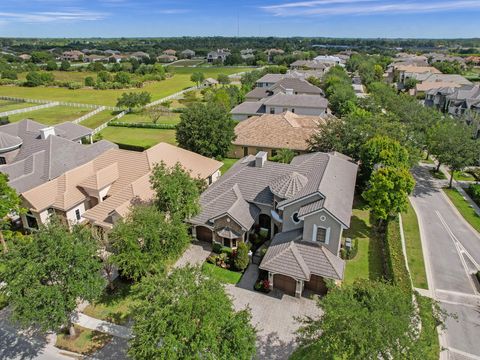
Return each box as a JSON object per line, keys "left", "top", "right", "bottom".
{"left": 466, "top": 168, "right": 480, "bottom": 181}
{"left": 385, "top": 217, "right": 412, "bottom": 294}
{"left": 84, "top": 76, "right": 95, "bottom": 87}
{"left": 234, "top": 242, "right": 250, "bottom": 271}
{"left": 115, "top": 142, "right": 149, "bottom": 152}
{"left": 220, "top": 246, "right": 233, "bottom": 256}
{"left": 467, "top": 183, "right": 480, "bottom": 206}
{"left": 207, "top": 255, "right": 217, "bottom": 264}
{"left": 212, "top": 242, "right": 223, "bottom": 254}
{"left": 0, "top": 116, "right": 9, "bottom": 125}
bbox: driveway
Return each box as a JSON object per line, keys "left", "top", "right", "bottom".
{"left": 174, "top": 240, "right": 212, "bottom": 269}
{"left": 410, "top": 165, "right": 480, "bottom": 359}
{"left": 226, "top": 265, "right": 319, "bottom": 360}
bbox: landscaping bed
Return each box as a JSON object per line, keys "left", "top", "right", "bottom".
{"left": 55, "top": 325, "right": 112, "bottom": 355}
{"left": 82, "top": 278, "right": 136, "bottom": 325}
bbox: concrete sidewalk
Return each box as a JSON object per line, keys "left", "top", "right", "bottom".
{"left": 74, "top": 313, "right": 132, "bottom": 340}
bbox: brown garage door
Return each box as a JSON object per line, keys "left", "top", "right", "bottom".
{"left": 305, "top": 275, "right": 327, "bottom": 295}
{"left": 196, "top": 226, "right": 212, "bottom": 242}
{"left": 273, "top": 274, "right": 296, "bottom": 296}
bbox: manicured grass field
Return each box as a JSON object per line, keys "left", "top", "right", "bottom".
{"left": 444, "top": 187, "right": 480, "bottom": 233}
{"left": 56, "top": 325, "right": 112, "bottom": 355}
{"left": 202, "top": 262, "right": 243, "bottom": 284}
{"left": 0, "top": 67, "right": 252, "bottom": 107}
{"left": 116, "top": 111, "right": 180, "bottom": 125}
{"left": 99, "top": 126, "right": 177, "bottom": 148}
{"left": 80, "top": 110, "right": 118, "bottom": 129}
{"left": 454, "top": 171, "right": 475, "bottom": 182}
{"left": 403, "top": 200, "right": 428, "bottom": 289}
{"left": 168, "top": 59, "right": 205, "bottom": 67}
{"left": 7, "top": 105, "right": 92, "bottom": 125}
{"left": 220, "top": 158, "right": 238, "bottom": 175}
{"left": 0, "top": 100, "right": 35, "bottom": 112}
{"left": 343, "top": 198, "right": 384, "bottom": 285}
{"left": 83, "top": 279, "right": 136, "bottom": 325}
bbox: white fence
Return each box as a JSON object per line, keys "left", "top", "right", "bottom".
{"left": 0, "top": 101, "right": 59, "bottom": 118}
{"left": 145, "top": 85, "right": 203, "bottom": 108}
{"left": 0, "top": 96, "right": 119, "bottom": 111}
{"left": 92, "top": 110, "right": 127, "bottom": 135}
{"left": 72, "top": 106, "right": 106, "bottom": 125}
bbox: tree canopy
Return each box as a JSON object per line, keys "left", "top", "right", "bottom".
{"left": 0, "top": 173, "right": 23, "bottom": 252}
{"left": 2, "top": 218, "right": 104, "bottom": 333}
{"left": 293, "top": 280, "right": 436, "bottom": 360}
{"left": 128, "top": 266, "right": 256, "bottom": 360}
{"left": 116, "top": 91, "right": 151, "bottom": 110}
{"left": 176, "top": 102, "right": 236, "bottom": 158}
{"left": 110, "top": 204, "right": 190, "bottom": 281}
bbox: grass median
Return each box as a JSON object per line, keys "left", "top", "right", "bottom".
{"left": 443, "top": 187, "right": 480, "bottom": 233}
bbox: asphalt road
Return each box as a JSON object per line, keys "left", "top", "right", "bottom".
{"left": 411, "top": 165, "right": 480, "bottom": 360}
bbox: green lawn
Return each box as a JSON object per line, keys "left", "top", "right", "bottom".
{"left": 80, "top": 110, "right": 118, "bottom": 129}
{"left": 0, "top": 100, "right": 35, "bottom": 112}
{"left": 167, "top": 59, "right": 205, "bottom": 67}
{"left": 7, "top": 105, "right": 92, "bottom": 125}
{"left": 99, "top": 126, "right": 177, "bottom": 148}
{"left": 416, "top": 295, "right": 441, "bottom": 360}
{"left": 56, "top": 325, "right": 112, "bottom": 355}
{"left": 403, "top": 200, "right": 428, "bottom": 289}
{"left": 220, "top": 158, "right": 238, "bottom": 175}
{"left": 116, "top": 111, "right": 180, "bottom": 125}
{"left": 343, "top": 198, "right": 384, "bottom": 285}
{"left": 83, "top": 279, "right": 136, "bottom": 325}
{"left": 444, "top": 188, "right": 480, "bottom": 233}
{"left": 454, "top": 171, "right": 475, "bottom": 182}
{"left": 202, "top": 262, "right": 243, "bottom": 284}
{"left": 0, "top": 67, "right": 252, "bottom": 107}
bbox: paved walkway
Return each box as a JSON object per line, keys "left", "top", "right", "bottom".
{"left": 411, "top": 164, "right": 480, "bottom": 359}
{"left": 226, "top": 265, "right": 318, "bottom": 360}
{"left": 173, "top": 240, "right": 212, "bottom": 268}
{"left": 73, "top": 313, "right": 132, "bottom": 340}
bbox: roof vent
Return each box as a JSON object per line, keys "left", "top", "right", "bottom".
{"left": 255, "top": 151, "right": 268, "bottom": 168}
{"left": 39, "top": 127, "right": 55, "bottom": 140}
{"left": 285, "top": 88, "right": 294, "bottom": 95}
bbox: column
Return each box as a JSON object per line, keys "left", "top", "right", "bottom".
{"left": 295, "top": 280, "right": 303, "bottom": 298}
{"left": 268, "top": 272, "right": 274, "bottom": 290}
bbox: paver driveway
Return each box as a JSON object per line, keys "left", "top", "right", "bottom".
{"left": 226, "top": 265, "right": 320, "bottom": 360}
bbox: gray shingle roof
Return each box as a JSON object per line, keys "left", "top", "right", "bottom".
{"left": 269, "top": 171, "right": 308, "bottom": 199}
{"left": 0, "top": 119, "right": 117, "bottom": 193}
{"left": 0, "top": 132, "right": 22, "bottom": 152}
{"left": 230, "top": 101, "right": 265, "bottom": 116}
{"left": 256, "top": 74, "right": 286, "bottom": 84}
{"left": 263, "top": 93, "right": 328, "bottom": 109}
{"left": 260, "top": 229, "right": 345, "bottom": 280}
{"left": 271, "top": 78, "right": 324, "bottom": 95}
{"left": 191, "top": 152, "right": 357, "bottom": 229}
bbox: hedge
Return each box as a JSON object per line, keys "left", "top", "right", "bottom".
{"left": 384, "top": 217, "right": 412, "bottom": 294}
{"left": 114, "top": 142, "right": 149, "bottom": 152}
{"left": 108, "top": 121, "right": 176, "bottom": 130}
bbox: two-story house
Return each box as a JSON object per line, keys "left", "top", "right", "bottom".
{"left": 190, "top": 151, "right": 358, "bottom": 297}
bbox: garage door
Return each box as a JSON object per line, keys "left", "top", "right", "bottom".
{"left": 273, "top": 274, "right": 296, "bottom": 296}
{"left": 305, "top": 275, "right": 327, "bottom": 295}
{"left": 196, "top": 226, "right": 212, "bottom": 242}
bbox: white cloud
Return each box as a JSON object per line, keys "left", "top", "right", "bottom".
{"left": 262, "top": 0, "right": 480, "bottom": 16}
{"left": 0, "top": 9, "right": 107, "bottom": 23}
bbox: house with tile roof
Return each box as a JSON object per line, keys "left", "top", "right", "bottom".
{"left": 229, "top": 111, "right": 328, "bottom": 158}
{"left": 245, "top": 77, "right": 325, "bottom": 101}
{"left": 0, "top": 119, "right": 115, "bottom": 194}
{"left": 190, "top": 150, "right": 357, "bottom": 297}
{"left": 19, "top": 142, "right": 222, "bottom": 233}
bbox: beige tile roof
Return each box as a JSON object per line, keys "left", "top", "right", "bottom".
{"left": 22, "top": 143, "right": 223, "bottom": 228}
{"left": 395, "top": 65, "right": 441, "bottom": 74}
{"left": 232, "top": 111, "right": 325, "bottom": 151}
{"left": 416, "top": 81, "right": 464, "bottom": 92}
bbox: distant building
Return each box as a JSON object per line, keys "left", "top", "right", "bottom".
{"left": 157, "top": 55, "right": 178, "bottom": 63}
{"left": 207, "top": 49, "right": 231, "bottom": 63}
{"left": 18, "top": 54, "right": 31, "bottom": 61}
{"left": 163, "top": 49, "right": 177, "bottom": 56}
{"left": 181, "top": 49, "right": 196, "bottom": 59}
{"left": 60, "top": 50, "right": 84, "bottom": 61}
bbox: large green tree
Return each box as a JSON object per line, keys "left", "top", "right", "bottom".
{"left": 150, "top": 162, "right": 201, "bottom": 220}
{"left": 429, "top": 119, "right": 479, "bottom": 187}
{"left": 128, "top": 266, "right": 256, "bottom": 360}
{"left": 293, "top": 280, "right": 441, "bottom": 360}
{"left": 190, "top": 72, "right": 205, "bottom": 87}
{"left": 116, "top": 91, "right": 151, "bottom": 111}
{"left": 0, "top": 174, "right": 22, "bottom": 252}
{"left": 2, "top": 218, "right": 104, "bottom": 335}
{"left": 110, "top": 204, "right": 190, "bottom": 281}
{"left": 176, "top": 102, "right": 236, "bottom": 158}
{"left": 363, "top": 166, "right": 415, "bottom": 223}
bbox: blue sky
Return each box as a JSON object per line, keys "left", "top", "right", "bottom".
{"left": 0, "top": 0, "right": 479, "bottom": 38}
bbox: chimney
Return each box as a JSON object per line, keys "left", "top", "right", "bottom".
{"left": 285, "top": 88, "right": 294, "bottom": 95}
{"left": 255, "top": 151, "right": 268, "bottom": 168}
{"left": 39, "top": 127, "right": 56, "bottom": 140}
